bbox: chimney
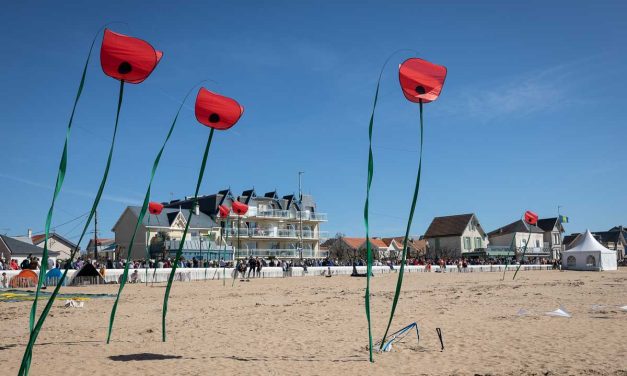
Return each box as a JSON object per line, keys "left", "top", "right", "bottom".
{"left": 28, "top": 228, "right": 32, "bottom": 239}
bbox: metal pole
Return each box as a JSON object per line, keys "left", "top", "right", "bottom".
{"left": 298, "top": 171, "right": 304, "bottom": 262}
{"left": 94, "top": 210, "right": 98, "bottom": 261}
{"left": 145, "top": 216, "right": 150, "bottom": 286}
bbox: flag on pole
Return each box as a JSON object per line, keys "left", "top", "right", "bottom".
{"left": 559, "top": 215, "right": 569, "bottom": 223}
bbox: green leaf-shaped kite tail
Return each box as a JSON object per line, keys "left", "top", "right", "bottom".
{"left": 20, "top": 78, "right": 125, "bottom": 376}
{"left": 27, "top": 28, "right": 99, "bottom": 336}
{"left": 162, "top": 128, "right": 215, "bottom": 342}
{"left": 106, "top": 84, "right": 199, "bottom": 344}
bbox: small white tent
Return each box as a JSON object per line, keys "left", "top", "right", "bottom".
{"left": 562, "top": 230, "right": 617, "bottom": 271}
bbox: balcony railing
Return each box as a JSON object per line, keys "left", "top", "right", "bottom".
{"left": 222, "top": 228, "right": 327, "bottom": 239}
{"left": 224, "top": 208, "right": 327, "bottom": 221}
{"left": 163, "top": 239, "right": 229, "bottom": 251}
{"left": 232, "top": 248, "right": 318, "bottom": 259}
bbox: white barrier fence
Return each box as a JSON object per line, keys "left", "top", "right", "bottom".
{"left": 1, "top": 264, "right": 553, "bottom": 286}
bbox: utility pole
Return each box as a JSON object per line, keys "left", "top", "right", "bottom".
{"left": 298, "top": 171, "right": 304, "bottom": 261}
{"left": 94, "top": 210, "right": 98, "bottom": 261}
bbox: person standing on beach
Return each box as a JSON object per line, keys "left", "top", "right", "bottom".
{"left": 256, "top": 258, "right": 262, "bottom": 278}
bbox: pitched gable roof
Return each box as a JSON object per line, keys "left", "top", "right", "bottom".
{"left": 264, "top": 190, "right": 279, "bottom": 199}
{"left": 563, "top": 233, "right": 580, "bottom": 248}
{"left": 488, "top": 220, "right": 543, "bottom": 237}
{"left": 370, "top": 238, "right": 388, "bottom": 249}
{"left": 591, "top": 230, "right": 626, "bottom": 245}
{"left": 0, "top": 235, "right": 60, "bottom": 257}
{"left": 424, "top": 214, "right": 474, "bottom": 238}
{"left": 119, "top": 207, "right": 217, "bottom": 230}
{"left": 536, "top": 218, "right": 559, "bottom": 232}
{"left": 31, "top": 233, "right": 79, "bottom": 250}
{"left": 382, "top": 237, "right": 428, "bottom": 252}
{"left": 342, "top": 237, "right": 365, "bottom": 249}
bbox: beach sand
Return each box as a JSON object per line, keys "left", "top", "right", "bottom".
{"left": 1, "top": 269, "right": 626, "bottom": 375}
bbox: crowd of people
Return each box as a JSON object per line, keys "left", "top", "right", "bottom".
{"left": 0, "top": 254, "right": 57, "bottom": 271}
{"left": 1, "top": 253, "right": 558, "bottom": 275}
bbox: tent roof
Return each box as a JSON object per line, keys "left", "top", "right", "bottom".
{"left": 563, "top": 230, "right": 615, "bottom": 254}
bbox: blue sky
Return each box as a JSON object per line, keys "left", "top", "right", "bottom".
{"left": 1, "top": 1, "right": 625, "bottom": 248}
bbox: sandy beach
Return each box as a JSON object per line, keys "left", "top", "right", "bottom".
{"left": 1, "top": 269, "right": 626, "bottom": 375}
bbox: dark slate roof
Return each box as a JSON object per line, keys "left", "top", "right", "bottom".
{"left": 242, "top": 189, "right": 255, "bottom": 198}
{"left": 31, "top": 233, "right": 79, "bottom": 250}
{"left": 0, "top": 235, "right": 60, "bottom": 257}
{"left": 536, "top": 218, "right": 558, "bottom": 232}
{"left": 163, "top": 194, "right": 221, "bottom": 217}
{"left": 218, "top": 189, "right": 231, "bottom": 196}
{"left": 128, "top": 207, "right": 217, "bottom": 228}
{"left": 264, "top": 191, "right": 278, "bottom": 199}
{"left": 283, "top": 194, "right": 299, "bottom": 210}
{"left": 563, "top": 233, "right": 580, "bottom": 247}
{"left": 592, "top": 231, "right": 626, "bottom": 244}
{"left": 300, "top": 194, "right": 315, "bottom": 211}
{"left": 488, "top": 220, "right": 544, "bottom": 237}
{"left": 424, "top": 214, "right": 474, "bottom": 238}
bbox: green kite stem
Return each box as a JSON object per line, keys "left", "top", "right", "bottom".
{"left": 223, "top": 218, "right": 229, "bottom": 286}
{"left": 19, "top": 79, "right": 125, "bottom": 376}
{"left": 379, "top": 100, "right": 424, "bottom": 350}
{"left": 502, "top": 235, "right": 516, "bottom": 281}
{"left": 106, "top": 84, "right": 195, "bottom": 344}
{"left": 27, "top": 32, "right": 98, "bottom": 335}
{"left": 162, "top": 128, "right": 215, "bottom": 342}
{"left": 513, "top": 228, "right": 532, "bottom": 280}
{"left": 363, "top": 78, "right": 380, "bottom": 363}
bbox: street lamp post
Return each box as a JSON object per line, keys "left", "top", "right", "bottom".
{"left": 298, "top": 171, "right": 304, "bottom": 263}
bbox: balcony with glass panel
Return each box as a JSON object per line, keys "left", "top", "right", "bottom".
{"left": 222, "top": 228, "right": 327, "bottom": 239}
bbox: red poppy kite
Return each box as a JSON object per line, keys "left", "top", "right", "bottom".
{"left": 373, "top": 55, "right": 448, "bottom": 360}
{"left": 399, "top": 58, "right": 447, "bottom": 104}
{"left": 162, "top": 87, "right": 244, "bottom": 342}
{"left": 232, "top": 201, "right": 249, "bottom": 216}
{"left": 218, "top": 204, "right": 231, "bottom": 218}
{"left": 524, "top": 210, "right": 539, "bottom": 225}
{"left": 195, "top": 88, "right": 244, "bottom": 130}
{"left": 149, "top": 202, "right": 164, "bottom": 215}
{"left": 100, "top": 29, "right": 163, "bottom": 84}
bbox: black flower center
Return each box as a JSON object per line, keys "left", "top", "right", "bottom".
{"left": 118, "top": 61, "right": 133, "bottom": 74}
{"left": 415, "top": 85, "right": 426, "bottom": 94}
{"left": 209, "top": 113, "right": 220, "bottom": 123}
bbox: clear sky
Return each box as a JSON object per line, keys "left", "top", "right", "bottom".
{"left": 1, "top": 1, "right": 625, "bottom": 248}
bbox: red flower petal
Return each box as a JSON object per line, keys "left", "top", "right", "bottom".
{"left": 231, "top": 201, "right": 249, "bottom": 216}
{"left": 148, "top": 202, "right": 164, "bottom": 215}
{"left": 100, "top": 29, "right": 162, "bottom": 84}
{"left": 524, "top": 210, "right": 538, "bottom": 225}
{"left": 218, "top": 205, "right": 230, "bottom": 218}
{"left": 195, "top": 88, "right": 244, "bottom": 130}
{"left": 399, "top": 58, "right": 447, "bottom": 103}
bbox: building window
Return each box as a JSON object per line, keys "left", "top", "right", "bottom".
{"left": 521, "top": 238, "right": 527, "bottom": 247}
{"left": 567, "top": 256, "right": 576, "bottom": 267}
{"left": 586, "top": 255, "right": 596, "bottom": 267}
{"left": 535, "top": 239, "right": 541, "bottom": 247}
{"left": 553, "top": 233, "right": 560, "bottom": 245}
{"left": 434, "top": 238, "right": 440, "bottom": 250}
{"left": 474, "top": 237, "right": 482, "bottom": 248}
{"left": 464, "top": 237, "right": 471, "bottom": 250}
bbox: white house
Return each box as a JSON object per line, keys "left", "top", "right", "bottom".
{"left": 488, "top": 219, "right": 548, "bottom": 260}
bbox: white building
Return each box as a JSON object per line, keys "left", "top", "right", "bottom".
{"left": 423, "top": 213, "right": 488, "bottom": 257}
{"left": 164, "top": 188, "right": 327, "bottom": 259}
{"left": 488, "top": 219, "right": 548, "bottom": 260}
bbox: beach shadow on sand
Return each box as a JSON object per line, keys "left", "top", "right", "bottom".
{"left": 109, "top": 353, "right": 183, "bottom": 362}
